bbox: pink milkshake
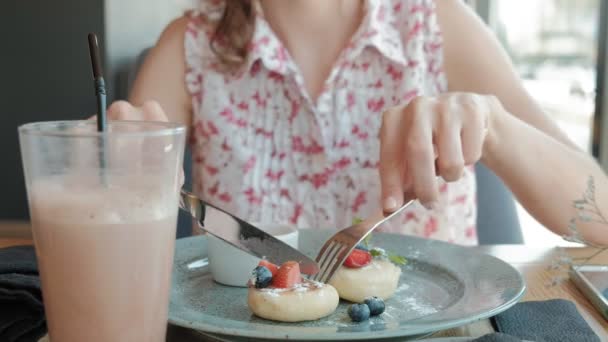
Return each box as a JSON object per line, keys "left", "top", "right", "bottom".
{"left": 20, "top": 120, "right": 185, "bottom": 342}
{"left": 29, "top": 177, "right": 178, "bottom": 342}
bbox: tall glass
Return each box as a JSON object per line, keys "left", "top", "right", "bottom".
{"left": 19, "top": 121, "right": 186, "bottom": 342}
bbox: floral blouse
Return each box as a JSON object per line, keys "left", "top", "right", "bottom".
{"left": 184, "top": 0, "right": 478, "bottom": 245}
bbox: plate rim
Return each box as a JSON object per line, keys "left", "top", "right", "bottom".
{"left": 168, "top": 232, "right": 526, "bottom": 340}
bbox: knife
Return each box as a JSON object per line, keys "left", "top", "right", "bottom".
{"left": 179, "top": 189, "right": 320, "bottom": 275}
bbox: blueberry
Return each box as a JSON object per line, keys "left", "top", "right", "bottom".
{"left": 364, "top": 296, "right": 385, "bottom": 316}
{"left": 348, "top": 303, "right": 370, "bottom": 322}
{"left": 251, "top": 266, "right": 272, "bottom": 288}
{"left": 355, "top": 244, "right": 368, "bottom": 251}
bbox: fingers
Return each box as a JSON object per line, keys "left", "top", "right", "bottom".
{"left": 141, "top": 100, "right": 169, "bottom": 122}
{"left": 380, "top": 107, "right": 406, "bottom": 212}
{"left": 378, "top": 93, "right": 494, "bottom": 212}
{"left": 460, "top": 95, "right": 488, "bottom": 165}
{"left": 405, "top": 97, "right": 439, "bottom": 208}
{"left": 106, "top": 100, "right": 169, "bottom": 122}
{"left": 107, "top": 100, "right": 140, "bottom": 120}
{"left": 436, "top": 99, "right": 465, "bottom": 182}
{"left": 461, "top": 121, "right": 484, "bottom": 166}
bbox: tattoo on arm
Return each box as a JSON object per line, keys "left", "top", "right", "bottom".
{"left": 565, "top": 175, "right": 606, "bottom": 247}
{"left": 548, "top": 175, "right": 607, "bottom": 286}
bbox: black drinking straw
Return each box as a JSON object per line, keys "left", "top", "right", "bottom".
{"left": 87, "top": 33, "right": 108, "bottom": 184}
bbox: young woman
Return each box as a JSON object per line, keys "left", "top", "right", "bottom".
{"left": 108, "top": 0, "right": 608, "bottom": 246}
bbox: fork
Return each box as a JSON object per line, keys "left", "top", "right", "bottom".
{"left": 310, "top": 199, "right": 415, "bottom": 283}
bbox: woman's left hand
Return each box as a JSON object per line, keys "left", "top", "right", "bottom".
{"left": 379, "top": 92, "right": 504, "bottom": 212}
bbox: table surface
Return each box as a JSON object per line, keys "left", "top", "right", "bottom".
{"left": 2, "top": 235, "right": 607, "bottom": 340}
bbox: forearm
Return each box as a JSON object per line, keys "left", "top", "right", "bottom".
{"left": 483, "top": 110, "right": 608, "bottom": 246}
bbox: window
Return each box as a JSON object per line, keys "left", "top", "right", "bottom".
{"left": 468, "top": 0, "right": 602, "bottom": 245}
{"left": 479, "top": 0, "right": 599, "bottom": 152}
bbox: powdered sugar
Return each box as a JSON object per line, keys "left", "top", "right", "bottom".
{"left": 254, "top": 279, "right": 325, "bottom": 296}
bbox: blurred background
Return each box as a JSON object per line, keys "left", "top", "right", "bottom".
{"left": 1, "top": 0, "right": 606, "bottom": 246}
{"left": 468, "top": 0, "right": 605, "bottom": 246}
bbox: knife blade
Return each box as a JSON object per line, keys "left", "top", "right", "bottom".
{"left": 179, "top": 189, "right": 319, "bottom": 275}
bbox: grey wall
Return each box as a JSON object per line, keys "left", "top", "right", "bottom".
{"left": 0, "top": 0, "right": 104, "bottom": 219}
{"left": 0, "top": 0, "right": 193, "bottom": 220}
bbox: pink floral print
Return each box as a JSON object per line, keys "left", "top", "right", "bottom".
{"left": 184, "top": 0, "right": 478, "bottom": 245}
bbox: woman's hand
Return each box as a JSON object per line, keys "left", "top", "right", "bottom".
{"left": 88, "top": 100, "right": 170, "bottom": 122}
{"left": 106, "top": 100, "right": 170, "bottom": 122}
{"left": 379, "top": 92, "right": 504, "bottom": 212}
{"left": 103, "top": 100, "right": 185, "bottom": 186}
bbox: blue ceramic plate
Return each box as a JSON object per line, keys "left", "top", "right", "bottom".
{"left": 168, "top": 230, "right": 525, "bottom": 341}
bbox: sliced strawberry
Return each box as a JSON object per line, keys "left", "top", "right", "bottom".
{"left": 344, "top": 249, "right": 372, "bottom": 268}
{"left": 258, "top": 259, "right": 279, "bottom": 277}
{"left": 271, "top": 261, "right": 302, "bottom": 288}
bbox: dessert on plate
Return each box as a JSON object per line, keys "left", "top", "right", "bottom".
{"left": 247, "top": 260, "right": 339, "bottom": 322}
{"left": 329, "top": 234, "right": 406, "bottom": 303}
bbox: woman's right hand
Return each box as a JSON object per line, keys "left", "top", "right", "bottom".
{"left": 106, "top": 100, "right": 170, "bottom": 122}
{"left": 104, "top": 100, "right": 185, "bottom": 187}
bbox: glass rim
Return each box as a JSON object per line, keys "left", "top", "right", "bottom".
{"left": 18, "top": 120, "right": 187, "bottom": 138}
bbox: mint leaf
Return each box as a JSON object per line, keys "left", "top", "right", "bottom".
{"left": 362, "top": 233, "right": 373, "bottom": 248}
{"left": 370, "top": 247, "right": 406, "bottom": 265}
{"left": 352, "top": 217, "right": 364, "bottom": 225}
{"left": 388, "top": 253, "right": 407, "bottom": 265}
{"left": 369, "top": 248, "right": 386, "bottom": 258}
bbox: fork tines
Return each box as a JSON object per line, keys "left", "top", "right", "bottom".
{"left": 311, "top": 240, "right": 348, "bottom": 283}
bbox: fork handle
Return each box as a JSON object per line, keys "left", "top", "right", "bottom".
{"left": 377, "top": 199, "right": 415, "bottom": 228}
